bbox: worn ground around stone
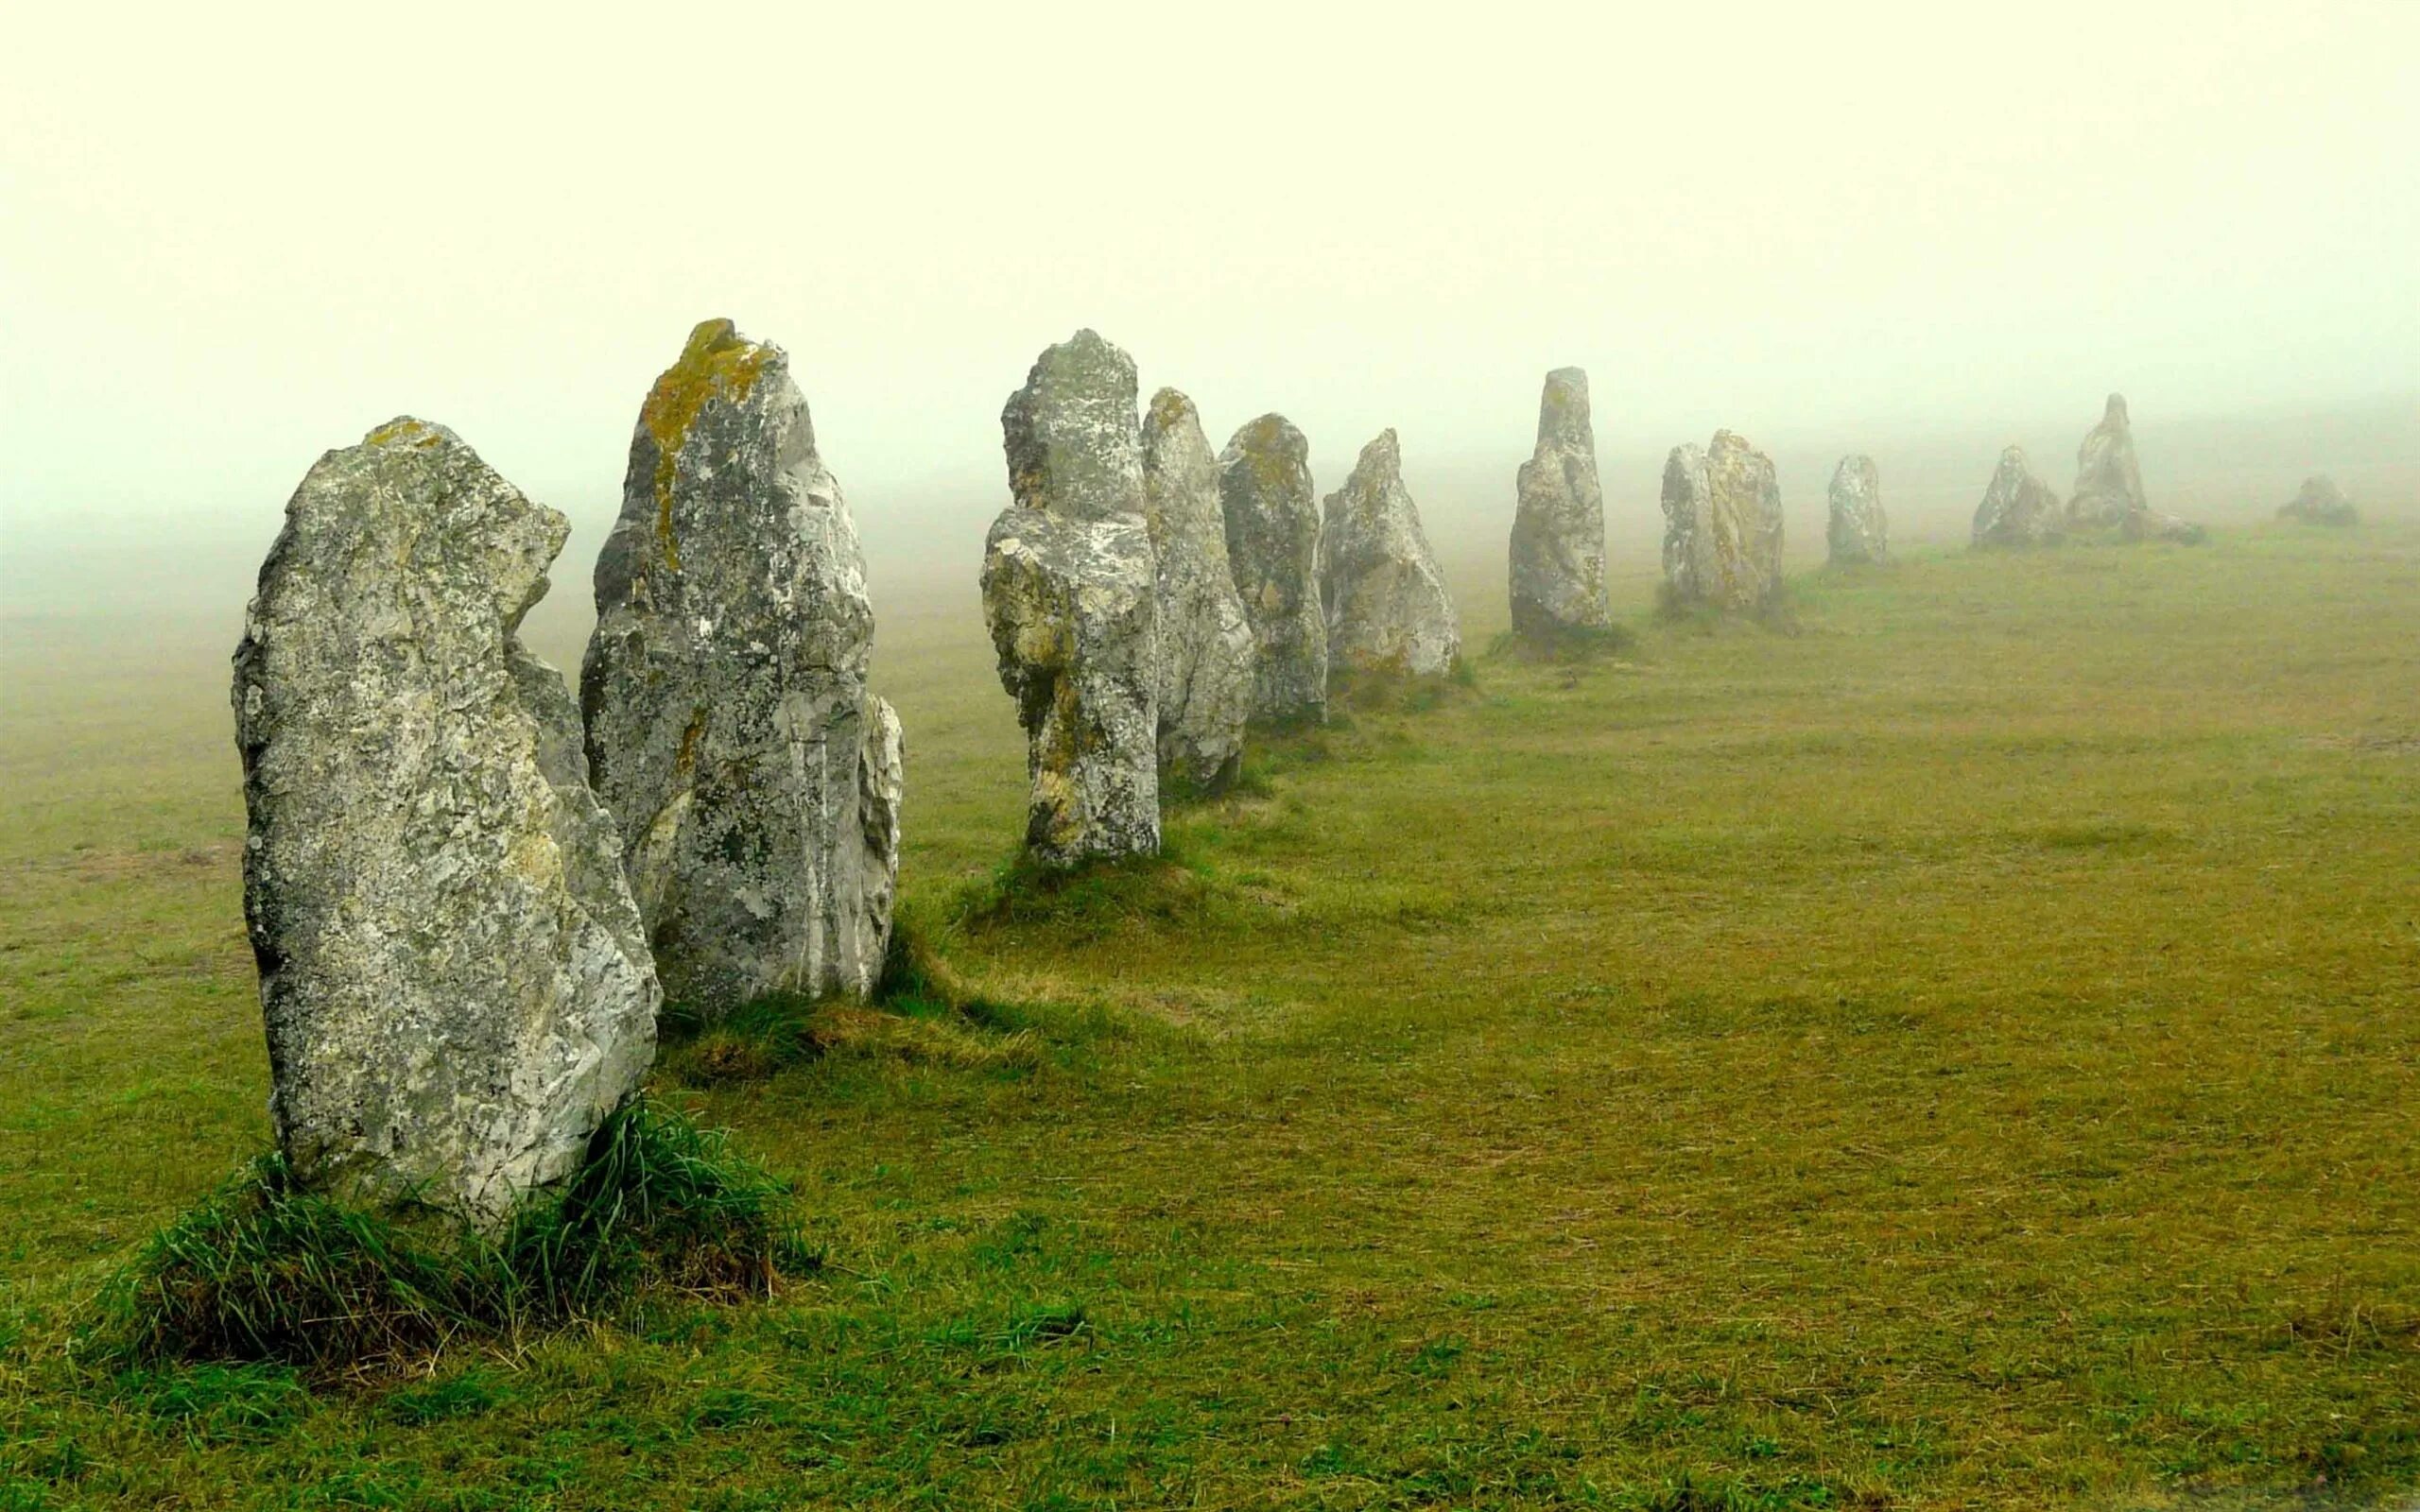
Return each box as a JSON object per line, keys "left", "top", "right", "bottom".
{"left": 2, "top": 514, "right": 2416, "bottom": 1508}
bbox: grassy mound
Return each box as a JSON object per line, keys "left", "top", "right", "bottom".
{"left": 86, "top": 1100, "right": 803, "bottom": 1376}
{"left": 1486, "top": 618, "right": 1639, "bottom": 662}
{"left": 652, "top": 925, "right": 1047, "bottom": 1088}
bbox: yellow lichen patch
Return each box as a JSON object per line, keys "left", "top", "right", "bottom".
{"left": 366, "top": 418, "right": 434, "bottom": 448}
{"left": 1147, "top": 388, "right": 1194, "bottom": 431}
{"left": 674, "top": 709, "right": 706, "bottom": 777}
{"left": 639, "top": 319, "right": 776, "bottom": 572}
{"left": 1236, "top": 417, "right": 1304, "bottom": 490}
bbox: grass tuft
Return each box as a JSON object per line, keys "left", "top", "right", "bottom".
{"left": 83, "top": 1100, "right": 804, "bottom": 1377}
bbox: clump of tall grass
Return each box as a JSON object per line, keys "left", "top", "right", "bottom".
{"left": 86, "top": 1099, "right": 804, "bottom": 1376}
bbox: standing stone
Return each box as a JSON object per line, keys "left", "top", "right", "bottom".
{"left": 1825, "top": 454, "right": 1889, "bottom": 566}
{"left": 2277, "top": 474, "right": 2360, "bottom": 527}
{"left": 581, "top": 319, "right": 900, "bottom": 1018}
{"left": 1321, "top": 429, "right": 1461, "bottom": 678}
{"left": 1140, "top": 388, "right": 1254, "bottom": 792}
{"left": 1972, "top": 445, "right": 2066, "bottom": 547}
{"left": 987, "top": 331, "right": 1161, "bottom": 863}
{"left": 1508, "top": 368, "right": 1608, "bottom": 639}
{"left": 981, "top": 510, "right": 1160, "bottom": 865}
{"left": 2067, "top": 393, "right": 2148, "bottom": 530}
{"left": 233, "top": 418, "right": 658, "bottom": 1228}
{"left": 1219, "top": 414, "right": 1327, "bottom": 723}
{"left": 2069, "top": 392, "right": 2205, "bottom": 542}
{"left": 1662, "top": 429, "right": 1786, "bottom": 610}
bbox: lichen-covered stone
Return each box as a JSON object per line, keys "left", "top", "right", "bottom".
{"left": 1140, "top": 388, "right": 1253, "bottom": 791}
{"left": 1509, "top": 368, "right": 1607, "bottom": 638}
{"left": 1219, "top": 414, "right": 1326, "bottom": 723}
{"left": 233, "top": 418, "right": 658, "bottom": 1228}
{"left": 1662, "top": 430, "right": 1785, "bottom": 610}
{"left": 980, "top": 509, "right": 1160, "bottom": 865}
{"left": 1003, "top": 330, "right": 1147, "bottom": 524}
{"left": 1825, "top": 454, "right": 1889, "bottom": 566}
{"left": 1972, "top": 446, "right": 2066, "bottom": 547}
{"left": 580, "top": 320, "right": 900, "bottom": 1019}
{"left": 2277, "top": 474, "right": 2360, "bottom": 527}
{"left": 1321, "top": 429, "right": 1460, "bottom": 677}
{"left": 2067, "top": 393, "right": 2148, "bottom": 530}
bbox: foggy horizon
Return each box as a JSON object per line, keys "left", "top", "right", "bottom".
{"left": 5, "top": 3, "right": 2415, "bottom": 624}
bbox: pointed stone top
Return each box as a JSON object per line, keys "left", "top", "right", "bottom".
{"left": 2102, "top": 392, "right": 2130, "bottom": 426}
{"left": 1356, "top": 428, "right": 1402, "bottom": 472}
{"left": 1537, "top": 369, "right": 1591, "bottom": 448}
{"left": 640, "top": 320, "right": 786, "bottom": 455}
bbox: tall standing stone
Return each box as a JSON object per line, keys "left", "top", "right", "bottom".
{"left": 1972, "top": 445, "right": 2066, "bottom": 547}
{"left": 1662, "top": 429, "right": 1785, "bottom": 610}
{"left": 1509, "top": 368, "right": 1608, "bottom": 639}
{"left": 984, "top": 331, "right": 1161, "bottom": 863}
{"left": 2067, "top": 393, "right": 2147, "bottom": 530}
{"left": 581, "top": 319, "right": 901, "bottom": 1018}
{"left": 981, "top": 511, "right": 1161, "bottom": 865}
{"left": 233, "top": 418, "right": 658, "bottom": 1228}
{"left": 2069, "top": 392, "right": 2206, "bottom": 543}
{"left": 1321, "top": 429, "right": 1461, "bottom": 678}
{"left": 1140, "top": 388, "right": 1254, "bottom": 792}
{"left": 1825, "top": 454, "right": 1889, "bottom": 566}
{"left": 1219, "top": 414, "right": 1326, "bottom": 723}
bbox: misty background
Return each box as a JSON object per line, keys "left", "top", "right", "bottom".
{"left": 4, "top": 2, "right": 2415, "bottom": 669}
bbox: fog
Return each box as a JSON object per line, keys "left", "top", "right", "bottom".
{"left": 3, "top": 2, "right": 2415, "bottom": 644}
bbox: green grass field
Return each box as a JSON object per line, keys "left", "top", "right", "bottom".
{"left": 3, "top": 521, "right": 2415, "bottom": 1509}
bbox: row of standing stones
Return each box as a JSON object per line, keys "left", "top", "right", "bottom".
{"left": 232, "top": 326, "right": 2367, "bottom": 1231}
{"left": 977, "top": 330, "right": 1464, "bottom": 869}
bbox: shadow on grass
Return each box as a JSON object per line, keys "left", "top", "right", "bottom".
{"left": 1485, "top": 620, "right": 1640, "bottom": 663}
{"left": 1654, "top": 580, "right": 1804, "bottom": 636}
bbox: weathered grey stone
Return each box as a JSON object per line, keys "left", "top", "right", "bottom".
{"left": 1140, "top": 388, "right": 1253, "bottom": 792}
{"left": 2068, "top": 392, "right": 2204, "bottom": 542}
{"left": 980, "top": 509, "right": 1160, "bottom": 865}
{"left": 1219, "top": 414, "right": 1327, "bottom": 723}
{"left": 1003, "top": 329, "right": 1147, "bottom": 524}
{"left": 2068, "top": 393, "right": 2148, "bottom": 530}
{"left": 1509, "top": 368, "right": 1608, "bottom": 638}
{"left": 233, "top": 418, "right": 658, "bottom": 1228}
{"left": 1321, "top": 429, "right": 1460, "bottom": 678}
{"left": 580, "top": 319, "right": 900, "bottom": 1019}
{"left": 1662, "top": 430, "right": 1785, "bottom": 610}
{"left": 1972, "top": 445, "right": 2066, "bottom": 547}
{"left": 2277, "top": 473, "right": 2360, "bottom": 527}
{"left": 1825, "top": 454, "right": 1889, "bottom": 566}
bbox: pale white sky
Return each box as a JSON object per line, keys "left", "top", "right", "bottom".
{"left": 3, "top": 1, "right": 2414, "bottom": 591}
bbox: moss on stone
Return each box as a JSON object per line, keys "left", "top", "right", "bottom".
{"left": 640, "top": 319, "right": 776, "bottom": 572}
